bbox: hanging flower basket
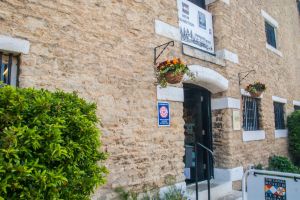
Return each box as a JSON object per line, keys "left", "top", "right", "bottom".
{"left": 245, "top": 82, "right": 266, "bottom": 98}
{"left": 164, "top": 71, "right": 184, "bottom": 84}
{"left": 156, "top": 58, "right": 193, "bottom": 87}
{"left": 249, "top": 91, "right": 263, "bottom": 98}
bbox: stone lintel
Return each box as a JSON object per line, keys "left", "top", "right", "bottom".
{"left": 211, "top": 97, "right": 240, "bottom": 110}
{"left": 293, "top": 100, "right": 300, "bottom": 106}
{"left": 216, "top": 49, "right": 239, "bottom": 64}
{"left": 261, "top": 9, "right": 279, "bottom": 28}
{"left": 157, "top": 86, "right": 184, "bottom": 102}
{"left": 241, "top": 89, "right": 263, "bottom": 98}
{"left": 0, "top": 35, "right": 30, "bottom": 54}
{"left": 206, "top": 0, "right": 230, "bottom": 5}
{"left": 272, "top": 96, "right": 287, "bottom": 104}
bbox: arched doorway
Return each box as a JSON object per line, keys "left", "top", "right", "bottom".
{"left": 182, "top": 65, "right": 228, "bottom": 184}
{"left": 183, "top": 84, "right": 212, "bottom": 184}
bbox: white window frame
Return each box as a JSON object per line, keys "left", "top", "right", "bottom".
{"left": 261, "top": 10, "right": 282, "bottom": 57}
{"left": 272, "top": 96, "right": 288, "bottom": 138}
{"left": 241, "top": 89, "right": 265, "bottom": 142}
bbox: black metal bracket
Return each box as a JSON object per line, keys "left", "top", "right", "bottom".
{"left": 238, "top": 70, "right": 256, "bottom": 86}
{"left": 154, "top": 41, "right": 174, "bottom": 65}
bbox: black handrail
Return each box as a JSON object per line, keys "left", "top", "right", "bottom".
{"left": 195, "top": 143, "right": 214, "bottom": 200}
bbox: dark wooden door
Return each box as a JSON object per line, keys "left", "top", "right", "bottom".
{"left": 183, "top": 84, "right": 213, "bottom": 184}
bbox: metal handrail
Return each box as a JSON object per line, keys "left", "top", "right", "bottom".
{"left": 197, "top": 143, "right": 214, "bottom": 162}
{"left": 195, "top": 143, "right": 214, "bottom": 200}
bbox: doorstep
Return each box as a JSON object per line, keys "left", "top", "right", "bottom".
{"left": 185, "top": 180, "right": 232, "bottom": 200}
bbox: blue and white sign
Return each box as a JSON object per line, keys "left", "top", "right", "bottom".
{"left": 158, "top": 102, "right": 170, "bottom": 127}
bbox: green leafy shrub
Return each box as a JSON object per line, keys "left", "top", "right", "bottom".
{"left": 0, "top": 85, "right": 108, "bottom": 199}
{"left": 287, "top": 111, "right": 300, "bottom": 166}
{"left": 161, "top": 187, "right": 187, "bottom": 200}
{"left": 268, "top": 156, "right": 300, "bottom": 173}
{"left": 115, "top": 186, "right": 186, "bottom": 200}
{"left": 254, "top": 163, "right": 263, "bottom": 170}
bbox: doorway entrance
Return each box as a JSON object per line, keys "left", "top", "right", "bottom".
{"left": 183, "top": 84, "right": 213, "bottom": 184}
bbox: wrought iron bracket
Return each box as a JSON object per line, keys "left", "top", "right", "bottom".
{"left": 238, "top": 70, "right": 256, "bottom": 86}
{"left": 154, "top": 41, "right": 174, "bottom": 65}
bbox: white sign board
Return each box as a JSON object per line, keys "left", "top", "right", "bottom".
{"left": 177, "top": 0, "right": 214, "bottom": 54}
{"left": 246, "top": 171, "right": 300, "bottom": 200}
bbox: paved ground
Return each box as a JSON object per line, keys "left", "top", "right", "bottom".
{"left": 217, "top": 190, "right": 242, "bottom": 200}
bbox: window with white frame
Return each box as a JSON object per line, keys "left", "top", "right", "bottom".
{"left": 265, "top": 21, "right": 277, "bottom": 48}
{"left": 0, "top": 52, "right": 19, "bottom": 87}
{"left": 273, "top": 102, "right": 285, "bottom": 129}
{"left": 295, "top": 105, "right": 300, "bottom": 111}
{"left": 261, "top": 10, "right": 281, "bottom": 55}
{"left": 243, "top": 96, "right": 261, "bottom": 131}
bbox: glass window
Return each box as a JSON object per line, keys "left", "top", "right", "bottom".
{"left": 295, "top": 105, "right": 300, "bottom": 111}
{"left": 274, "top": 102, "right": 285, "bottom": 129}
{"left": 188, "top": 0, "right": 206, "bottom": 9}
{"left": 243, "top": 96, "right": 260, "bottom": 131}
{"left": 0, "top": 53, "right": 18, "bottom": 87}
{"left": 265, "top": 21, "right": 277, "bottom": 48}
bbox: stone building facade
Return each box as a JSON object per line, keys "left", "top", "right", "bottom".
{"left": 0, "top": 0, "right": 299, "bottom": 199}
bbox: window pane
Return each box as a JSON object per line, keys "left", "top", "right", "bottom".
{"left": 274, "top": 102, "right": 285, "bottom": 129}
{"left": 1, "top": 64, "right": 9, "bottom": 84}
{"left": 243, "top": 96, "right": 259, "bottom": 131}
{"left": 295, "top": 106, "right": 300, "bottom": 111}
{"left": 188, "top": 0, "right": 206, "bottom": 9}
{"left": 265, "top": 21, "right": 277, "bottom": 48}
{"left": 0, "top": 53, "right": 18, "bottom": 86}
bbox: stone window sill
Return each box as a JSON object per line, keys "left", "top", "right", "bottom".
{"left": 275, "top": 129, "right": 288, "bottom": 138}
{"left": 243, "top": 130, "right": 266, "bottom": 142}
{"left": 266, "top": 43, "right": 283, "bottom": 57}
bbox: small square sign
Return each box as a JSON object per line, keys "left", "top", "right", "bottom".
{"left": 265, "top": 178, "right": 286, "bottom": 200}
{"left": 158, "top": 102, "right": 170, "bottom": 127}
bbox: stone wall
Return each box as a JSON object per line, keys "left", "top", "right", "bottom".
{"left": 0, "top": 0, "right": 299, "bottom": 199}
{"left": 215, "top": 0, "right": 300, "bottom": 168}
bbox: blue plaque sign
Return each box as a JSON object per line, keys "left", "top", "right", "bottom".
{"left": 157, "top": 102, "right": 170, "bottom": 127}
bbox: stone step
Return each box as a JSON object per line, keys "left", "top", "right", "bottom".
{"left": 185, "top": 180, "right": 232, "bottom": 200}
{"left": 216, "top": 190, "right": 242, "bottom": 200}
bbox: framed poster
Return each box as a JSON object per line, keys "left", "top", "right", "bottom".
{"left": 232, "top": 110, "right": 241, "bottom": 130}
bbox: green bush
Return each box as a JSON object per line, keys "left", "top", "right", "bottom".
{"left": 268, "top": 156, "right": 300, "bottom": 173}
{"left": 0, "top": 85, "right": 108, "bottom": 199}
{"left": 287, "top": 111, "right": 300, "bottom": 166}
{"left": 115, "top": 186, "right": 186, "bottom": 200}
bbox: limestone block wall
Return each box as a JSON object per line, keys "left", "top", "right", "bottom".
{"left": 0, "top": 1, "right": 227, "bottom": 199}
{"left": 0, "top": 0, "right": 299, "bottom": 199}
{"left": 213, "top": 0, "right": 300, "bottom": 169}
